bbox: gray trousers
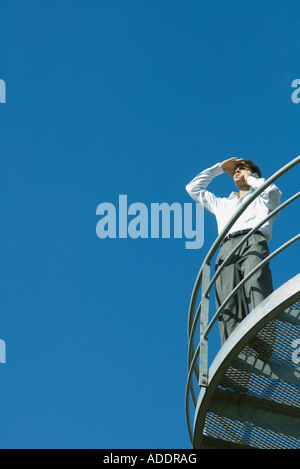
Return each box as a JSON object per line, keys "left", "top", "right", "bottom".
{"left": 215, "top": 232, "right": 273, "bottom": 345}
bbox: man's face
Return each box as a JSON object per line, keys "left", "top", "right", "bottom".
{"left": 233, "top": 165, "right": 253, "bottom": 188}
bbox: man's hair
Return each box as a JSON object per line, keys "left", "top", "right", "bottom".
{"left": 234, "top": 160, "right": 262, "bottom": 178}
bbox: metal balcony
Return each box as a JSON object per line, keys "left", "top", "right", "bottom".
{"left": 185, "top": 155, "right": 300, "bottom": 449}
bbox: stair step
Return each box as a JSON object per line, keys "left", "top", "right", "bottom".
{"left": 201, "top": 434, "right": 253, "bottom": 450}
{"left": 203, "top": 389, "right": 300, "bottom": 449}
{"left": 219, "top": 361, "right": 300, "bottom": 408}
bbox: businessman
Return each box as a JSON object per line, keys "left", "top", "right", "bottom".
{"left": 186, "top": 157, "right": 282, "bottom": 345}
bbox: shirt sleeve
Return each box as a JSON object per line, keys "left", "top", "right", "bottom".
{"left": 247, "top": 176, "right": 282, "bottom": 213}
{"left": 185, "top": 163, "right": 224, "bottom": 214}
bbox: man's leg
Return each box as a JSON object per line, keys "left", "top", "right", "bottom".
{"left": 215, "top": 238, "right": 249, "bottom": 345}
{"left": 241, "top": 232, "right": 275, "bottom": 360}
{"left": 241, "top": 232, "right": 273, "bottom": 308}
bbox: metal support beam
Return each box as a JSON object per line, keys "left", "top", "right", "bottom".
{"left": 198, "top": 263, "right": 210, "bottom": 387}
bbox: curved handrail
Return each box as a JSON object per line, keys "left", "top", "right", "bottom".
{"left": 187, "top": 155, "right": 300, "bottom": 336}
{"left": 185, "top": 343, "right": 200, "bottom": 441}
{"left": 204, "top": 233, "right": 300, "bottom": 339}
{"left": 201, "top": 192, "right": 300, "bottom": 303}
{"left": 185, "top": 155, "right": 300, "bottom": 445}
{"left": 187, "top": 192, "right": 300, "bottom": 364}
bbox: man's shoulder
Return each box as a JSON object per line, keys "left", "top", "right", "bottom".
{"left": 213, "top": 195, "right": 234, "bottom": 209}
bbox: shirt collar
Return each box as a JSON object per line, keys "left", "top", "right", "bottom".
{"left": 228, "top": 186, "right": 255, "bottom": 200}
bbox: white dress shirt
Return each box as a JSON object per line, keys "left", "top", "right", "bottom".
{"left": 185, "top": 163, "right": 282, "bottom": 242}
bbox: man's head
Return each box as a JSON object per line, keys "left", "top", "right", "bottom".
{"left": 234, "top": 160, "right": 262, "bottom": 178}
{"left": 233, "top": 159, "right": 262, "bottom": 189}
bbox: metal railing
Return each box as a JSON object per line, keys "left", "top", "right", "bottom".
{"left": 185, "top": 155, "right": 300, "bottom": 443}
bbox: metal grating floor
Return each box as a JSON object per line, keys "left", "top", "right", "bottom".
{"left": 204, "top": 412, "right": 300, "bottom": 449}
{"left": 202, "top": 301, "right": 300, "bottom": 449}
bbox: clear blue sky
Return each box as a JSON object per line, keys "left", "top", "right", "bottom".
{"left": 0, "top": 0, "right": 299, "bottom": 449}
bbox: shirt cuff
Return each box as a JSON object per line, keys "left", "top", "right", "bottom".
{"left": 214, "top": 163, "right": 225, "bottom": 175}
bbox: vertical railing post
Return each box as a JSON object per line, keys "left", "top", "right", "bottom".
{"left": 199, "top": 262, "right": 210, "bottom": 387}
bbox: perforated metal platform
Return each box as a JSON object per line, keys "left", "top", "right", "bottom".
{"left": 199, "top": 294, "right": 300, "bottom": 449}
{"left": 191, "top": 276, "right": 300, "bottom": 449}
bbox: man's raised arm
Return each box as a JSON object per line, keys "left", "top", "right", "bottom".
{"left": 185, "top": 157, "right": 244, "bottom": 214}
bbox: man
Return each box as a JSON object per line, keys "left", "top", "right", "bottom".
{"left": 185, "top": 157, "right": 282, "bottom": 345}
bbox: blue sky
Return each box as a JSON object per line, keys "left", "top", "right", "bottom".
{"left": 0, "top": 0, "right": 299, "bottom": 449}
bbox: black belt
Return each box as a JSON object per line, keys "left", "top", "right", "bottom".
{"left": 220, "top": 229, "right": 263, "bottom": 247}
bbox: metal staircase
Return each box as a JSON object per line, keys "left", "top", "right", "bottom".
{"left": 185, "top": 156, "right": 300, "bottom": 449}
